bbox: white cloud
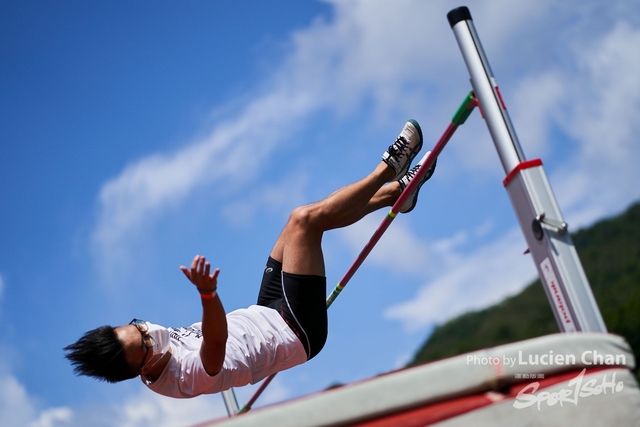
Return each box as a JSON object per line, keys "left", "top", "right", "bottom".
{"left": 254, "top": 375, "right": 292, "bottom": 406}
{"left": 561, "top": 22, "right": 640, "bottom": 218}
{"left": 385, "top": 228, "right": 536, "bottom": 331}
{"left": 27, "top": 408, "right": 74, "bottom": 427}
{"left": 93, "top": 2, "right": 452, "bottom": 211}
{"left": 337, "top": 216, "right": 431, "bottom": 275}
{"left": 0, "top": 367, "right": 228, "bottom": 427}
{"left": 221, "top": 170, "right": 310, "bottom": 228}
{"left": 510, "top": 71, "right": 565, "bottom": 159}
{"left": 101, "top": 6, "right": 541, "bottom": 282}
{"left": 92, "top": 90, "right": 314, "bottom": 286}
{"left": 0, "top": 372, "right": 38, "bottom": 427}
{"left": 0, "top": 358, "right": 73, "bottom": 427}
{"left": 117, "top": 391, "right": 226, "bottom": 427}
{"left": 90, "top": 0, "right": 561, "bottom": 286}
{"left": 0, "top": 336, "right": 229, "bottom": 427}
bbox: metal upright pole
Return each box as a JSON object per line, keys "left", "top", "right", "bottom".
{"left": 221, "top": 388, "right": 240, "bottom": 416}
{"left": 447, "top": 6, "right": 606, "bottom": 332}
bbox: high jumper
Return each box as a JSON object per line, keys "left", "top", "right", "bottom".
{"left": 64, "top": 120, "right": 436, "bottom": 398}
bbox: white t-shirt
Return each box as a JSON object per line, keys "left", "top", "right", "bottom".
{"left": 142, "top": 305, "right": 307, "bottom": 398}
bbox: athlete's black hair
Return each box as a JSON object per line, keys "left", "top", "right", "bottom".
{"left": 64, "top": 325, "right": 137, "bottom": 383}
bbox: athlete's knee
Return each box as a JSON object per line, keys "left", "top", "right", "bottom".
{"left": 288, "top": 205, "right": 321, "bottom": 232}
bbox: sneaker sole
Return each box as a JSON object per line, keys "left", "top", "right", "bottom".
{"left": 401, "top": 155, "right": 437, "bottom": 214}
{"left": 407, "top": 119, "right": 423, "bottom": 145}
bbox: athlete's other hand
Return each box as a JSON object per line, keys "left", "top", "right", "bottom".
{"left": 180, "top": 255, "right": 220, "bottom": 293}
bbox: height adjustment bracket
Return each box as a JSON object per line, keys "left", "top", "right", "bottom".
{"left": 532, "top": 212, "right": 568, "bottom": 240}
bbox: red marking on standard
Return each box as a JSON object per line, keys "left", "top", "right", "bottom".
{"left": 495, "top": 86, "right": 507, "bottom": 110}
{"left": 503, "top": 159, "right": 543, "bottom": 187}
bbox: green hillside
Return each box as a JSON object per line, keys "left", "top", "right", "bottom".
{"left": 408, "top": 201, "right": 640, "bottom": 382}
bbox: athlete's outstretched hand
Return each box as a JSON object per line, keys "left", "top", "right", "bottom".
{"left": 181, "top": 255, "right": 227, "bottom": 376}
{"left": 180, "top": 255, "right": 220, "bottom": 293}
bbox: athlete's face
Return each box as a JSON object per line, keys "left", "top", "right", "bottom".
{"left": 114, "top": 323, "right": 149, "bottom": 375}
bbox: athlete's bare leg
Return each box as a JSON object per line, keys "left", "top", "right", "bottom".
{"left": 270, "top": 120, "right": 425, "bottom": 277}
{"left": 270, "top": 162, "right": 400, "bottom": 276}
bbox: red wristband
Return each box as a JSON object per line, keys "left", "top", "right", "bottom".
{"left": 199, "top": 289, "right": 217, "bottom": 300}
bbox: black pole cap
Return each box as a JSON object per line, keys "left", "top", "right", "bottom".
{"left": 447, "top": 6, "right": 472, "bottom": 28}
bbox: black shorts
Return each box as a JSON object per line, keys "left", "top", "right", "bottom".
{"left": 256, "top": 257, "right": 327, "bottom": 360}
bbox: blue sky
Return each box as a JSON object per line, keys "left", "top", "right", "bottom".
{"left": 2, "top": 0, "right": 640, "bottom": 426}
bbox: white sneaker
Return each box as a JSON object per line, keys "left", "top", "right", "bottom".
{"left": 382, "top": 120, "right": 423, "bottom": 181}
{"left": 398, "top": 151, "right": 437, "bottom": 214}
